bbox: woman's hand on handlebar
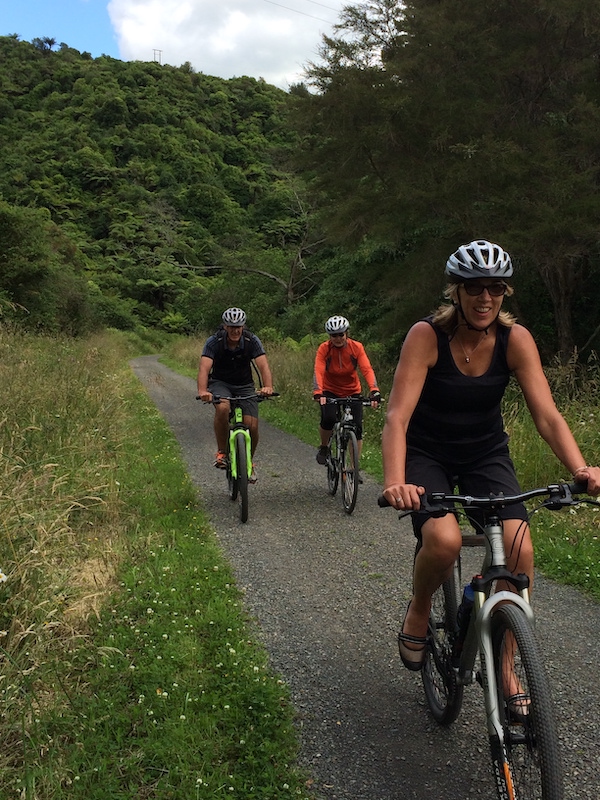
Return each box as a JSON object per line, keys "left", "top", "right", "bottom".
{"left": 382, "top": 483, "right": 426, "bottom": 511}
{"left": 573, "top": 465, "right": 600, "bottom": 496}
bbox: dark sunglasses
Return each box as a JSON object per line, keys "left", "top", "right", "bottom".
{"left": 329, "top": 332, "right": 346, "bottom": 338}
{"left": 462, "top": 282, "right": 508, "bottom": 297}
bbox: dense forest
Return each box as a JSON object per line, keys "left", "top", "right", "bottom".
{"left": 3, "top": 0, "right": 600, "bottom": 361}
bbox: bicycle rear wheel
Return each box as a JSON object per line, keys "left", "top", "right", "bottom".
{"left": 422, "top": 557, "right": 464, "bottom": 725}
{"left": 341, "top": 429, "right": 359, "bottom": 514}
{"left": 327, "top": 430, "right": 339, "bottom": 496}
{"left": 234, "top": 432, "right": 249, "bottom": 523}
{"left": 490, "top": 603, "right": 563, "bottom": 800}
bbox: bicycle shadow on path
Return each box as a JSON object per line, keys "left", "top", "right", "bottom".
{"left": 130, "top": 355, "right": 600, "bottom": 800}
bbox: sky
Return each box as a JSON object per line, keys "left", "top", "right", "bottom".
{"left": 1, "top": 0, "right": 349, "bottom": 89}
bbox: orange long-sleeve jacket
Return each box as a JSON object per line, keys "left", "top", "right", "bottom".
{"left": 313, "top": 338, "right": 379, "bottom": 397}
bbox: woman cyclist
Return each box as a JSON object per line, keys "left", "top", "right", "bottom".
{"left": 381, "top": 240, "right": 600, "bottom": 689}
{"left": 313, "top": 315, "right": 381, "bottom": 470}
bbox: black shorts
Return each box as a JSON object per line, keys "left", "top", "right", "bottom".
{"left": 208, "top": 380, "right": 259, "bottom": 418}
{"left": 320, "top": 392, "right": 364, "bottom": 439}
{"left": 406, "top": 443, "right": 528, "bottom": 537}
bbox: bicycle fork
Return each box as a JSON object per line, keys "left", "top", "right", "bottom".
{"left": 228, "top": 409, "right": 252, "bottom": 479}
{"left": 476, "top": 591, "right": 534, "bottom": 736}
{"left": 458, "top": 519, "right": 536, "bottom": 790}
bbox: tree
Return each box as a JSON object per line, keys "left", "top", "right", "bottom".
{"left": 298, "top": 0, "right": 600, "bottom": 357}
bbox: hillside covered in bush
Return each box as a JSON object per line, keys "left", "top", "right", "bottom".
{"left": 4, "top": 0, "right": 600, "bottom": 362}
{"left": 0, "top": 34, "right": 339, "bottom": 336}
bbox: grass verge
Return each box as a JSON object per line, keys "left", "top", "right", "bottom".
{"left": 0, "top": 328, "right": 312, "bottom": 799}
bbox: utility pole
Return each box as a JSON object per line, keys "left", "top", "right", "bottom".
{"left": 153, "top": 49, "right": 162, "bottom": 64}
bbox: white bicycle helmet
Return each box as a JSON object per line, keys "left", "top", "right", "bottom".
{"left": 445, "top": 240, "right": 513, "bottom": 280}
{"left": 325, "top": 315, "right": 349, "bottom": 334}
{"left": 222, "top": 307, "right": 247, "bottom": 326}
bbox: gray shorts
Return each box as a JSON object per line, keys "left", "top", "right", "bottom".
{"left": 208, "top": 380, "right": 259, "bottom": 418}
{"left": 406, "top": 443, "right": 528, "bottom": 537}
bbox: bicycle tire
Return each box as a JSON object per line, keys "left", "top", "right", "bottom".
{"left": 227, "top": 449, "right": 238, "bottom": 501}
{"left": 234, "top": 432, "right": 249, "bottom": 523}
{"left": 341, "top": 429, "right": 359, "bottom": 514}
{"left": 489, "top": 603, "right": 563, "bottom": 800}
{"left": 422, "top": 557, "right": 464, "bottom": 725}
{"left": 327, "top": 429, "right": 339, "bottom": 496}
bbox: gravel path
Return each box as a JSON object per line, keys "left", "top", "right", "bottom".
{"left": 130, "top": 356, "right": 600, "bottom": 800}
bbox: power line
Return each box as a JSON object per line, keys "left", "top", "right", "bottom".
{"left": 301, "top": 0, "right": 341, "bottom": 10}
{"left": 262, "top": 0, "right": 335, "bottom": 24}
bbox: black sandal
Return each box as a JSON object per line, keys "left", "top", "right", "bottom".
{"left": 398, "top": 603, "right": 427, "bottom": 671}
{"left": 505, "top": 692, "right": 531, "bottom": 722}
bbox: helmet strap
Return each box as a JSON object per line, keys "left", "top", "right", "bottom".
{"left": 456, "top": 300, "right": 492, "bottom": 334}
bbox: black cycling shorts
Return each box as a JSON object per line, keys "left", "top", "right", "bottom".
{"left": 208, "top": 380, "right": 259, "bottom": 418}
{"left": 406, "top": 442, "right": 528, "bottom": 538}
{"left": 319, "top": 392, "right": 364, "bottom": 439}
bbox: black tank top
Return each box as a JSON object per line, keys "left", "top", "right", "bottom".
{"left": 407, "top": 317, "right": 511, "bottom": 465}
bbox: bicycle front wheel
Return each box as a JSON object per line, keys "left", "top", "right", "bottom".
{"left": 422, "top": 558, "right": 464, "bottom": 725}
{"left": 327, "top": 431, "right": 339, "bottom": 496}
{"left": 341, "top": 429, "right": 359, "bottom": 514}
{"left": 227, "top": 451, "right": 238, "bottom": 501}
{"left": 490, "top": 603, "right": 563, "bottom": 800}
{"left": 234, "top": 432, "right": 249, "bottom": 523}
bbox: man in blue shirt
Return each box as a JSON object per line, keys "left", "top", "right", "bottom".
{"left": 197, "top": 307, "right": 273, "bottom": 482}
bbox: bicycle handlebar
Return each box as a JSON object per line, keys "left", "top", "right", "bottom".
{"left": 324, "top": 396, "right": 379, "bottom": 406}
{"left": 196, "top": 392, "right": 280, "bottom": 404}
{"left": 377, "top": 481, "right": 596, "bottom": 512}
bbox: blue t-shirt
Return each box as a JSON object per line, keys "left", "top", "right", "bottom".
{"left": 202, "top": 329, "right": 265, "bottom": 385}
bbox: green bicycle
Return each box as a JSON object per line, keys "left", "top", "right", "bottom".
{"left": 200, "top": 393, "right": 277, "bottom": 523}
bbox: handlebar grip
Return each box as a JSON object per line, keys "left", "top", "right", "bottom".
{"left": 377, "top": 495, "right": 391, "bottom": 507}
{"left": 569, "top": 480, "right": 588, "bottom": 494}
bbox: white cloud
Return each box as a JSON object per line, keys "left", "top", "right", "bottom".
{"left": 108, "top": 0, "right": 344, "bottom": 89}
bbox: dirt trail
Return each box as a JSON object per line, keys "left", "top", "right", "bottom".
{"left": 130, "top": 355, "right": 600, "bottom": 800}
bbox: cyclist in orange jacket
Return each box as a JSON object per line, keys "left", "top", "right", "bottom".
{"left": 313, "top": 315, "right": 381, "bottom": 468}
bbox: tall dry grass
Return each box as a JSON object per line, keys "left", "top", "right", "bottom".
{"left": 0, "top": 328, "right": 136, "bottom": 753}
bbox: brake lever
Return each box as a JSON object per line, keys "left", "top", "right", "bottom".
{"left": 541, "top": 481, "right": 597, "bottom": 510}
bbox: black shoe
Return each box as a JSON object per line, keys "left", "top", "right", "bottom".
{"left": 316, "top": 446, "right": 329, "bottom": 465}
{"left": 398, "top": 601, "right": 427, "bottom": 671}
{"left": 506, "top": 693, "right": 531, "bottom": 723}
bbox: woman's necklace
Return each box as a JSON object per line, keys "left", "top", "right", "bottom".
{"left": 457, "top": 332, "right": 486, "bottom": 363}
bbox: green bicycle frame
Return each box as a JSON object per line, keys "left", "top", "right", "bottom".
{"left": 228, "top": 406, "right": 252, "bottom": 479}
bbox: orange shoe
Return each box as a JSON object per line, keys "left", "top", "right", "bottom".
{"left": 214, "top": 451, "right": 227, "bottom": 469}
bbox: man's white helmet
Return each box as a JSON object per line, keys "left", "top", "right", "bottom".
{"left": 222, "top": 307, "right": 247, "bottom": 325}
{"left": 445, "top": 240, "right": 513, "bottom": 280}
{"left": 325, "top": 315, "right": 350, "bottom": 333}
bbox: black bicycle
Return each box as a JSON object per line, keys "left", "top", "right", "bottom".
{"left": 380, "top": 482, "right": 599, "bottom": 800}
{"left": 324, "top": 396, "right": 374, "bottom": 514}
